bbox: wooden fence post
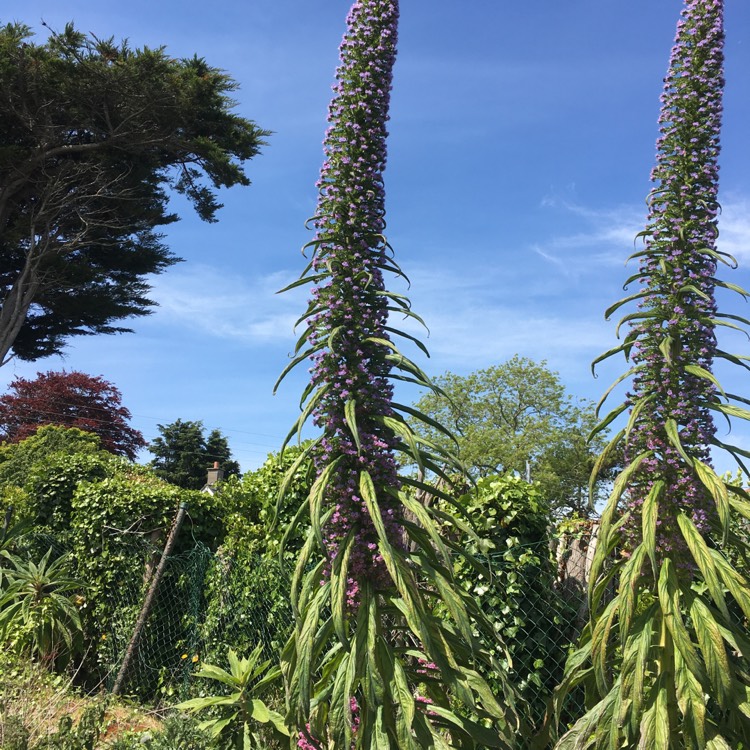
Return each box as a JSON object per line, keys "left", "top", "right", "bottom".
{"left": 111, "top": 502, "right": 188, "bottom": 695}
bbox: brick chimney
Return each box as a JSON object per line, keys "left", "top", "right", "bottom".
{"left": 206, "top": 461, "right": 224, "bottom": 487}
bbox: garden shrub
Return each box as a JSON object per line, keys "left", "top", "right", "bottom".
{"left": 447, "top": 475, "right": 576, "bottom": 727}
{"left": 199, "top": 446, "right": 312, "bottom": 669}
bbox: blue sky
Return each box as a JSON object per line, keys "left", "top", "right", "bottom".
{"left": 1, "top": 1, "right": 749, "bottom": 474}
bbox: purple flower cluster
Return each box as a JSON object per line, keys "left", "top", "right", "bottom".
{"left": 623, "top": 0, "right": 724, "bottom": 557}
{"left": 305, "top": 0, "right": 403, "bottom": 598}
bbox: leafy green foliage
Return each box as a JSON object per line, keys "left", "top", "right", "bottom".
{"left": 31, "top": 705, "right": 105, "bottom": 750}
{"left": 443, "top": 476, "right": 576, "bottom": 730}
{"left": 0, "top": 425, "right": 101, "bottom": 492}
{"left": 200, "top": 447, "right": 312, "bottom": 668}
{"left": 0, "top": 549, "right": 85, "bottom": 668}
{"left": 108, "top": 715, "right": 215, "bottom": 750}
{"left": 177, "top": 646, "right": 289, "bottom": 750}
{"left": 412, "top": 358, "right": 616, "bottom": 515}
{"left": 1, "top": 427, "right": 231, "bottom": 689}
{"left": 0, "top": 22, "right": 269, "bottom": 364}
{"left": 217, "top": 444, "right": 314, "bottom": 561}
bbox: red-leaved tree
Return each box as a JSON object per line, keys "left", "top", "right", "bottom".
{"left": 0, "top": 370, "right": 145, "bottom": 459}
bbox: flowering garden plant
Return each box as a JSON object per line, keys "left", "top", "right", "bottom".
{"left": 276, "top": 0, "right": 523, "bottom": 747}
{"left": 553, "top": 1, "right": 750, "bottom": 747}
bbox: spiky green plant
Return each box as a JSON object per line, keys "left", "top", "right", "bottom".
{"left": 177, "top": 645, "right": 289, "bottom": 750}
{"left": 552, "top": 1, "right": 750, "bottom": 747}
{"left": 276, "top": 1, "right": 523, "bottom": 747}
{"left": 0, "top": 549, "right": 85, "bottom": 669}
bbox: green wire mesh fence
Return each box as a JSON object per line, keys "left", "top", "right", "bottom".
{"left": 5, "top": 528, "right": 595, "bottom": 737}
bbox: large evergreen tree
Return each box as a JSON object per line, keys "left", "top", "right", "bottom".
{"left": 0, "top": 22, "right": 268, "bottom": 365}
{"left": 149, "top": 419, "right": 239, "bottom": 490}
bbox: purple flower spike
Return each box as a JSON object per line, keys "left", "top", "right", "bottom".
{"left": 610, "top": 0, "right": 725, "bottom": 561}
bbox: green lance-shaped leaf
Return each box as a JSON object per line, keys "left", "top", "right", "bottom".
{"left": 329, "top": 651, "right": 354, "bottom": 749}
{"left": 676, "top": 513, "right": 730, "bottom": 621}
{"left": 391, "top": 400, "right": 457, "bottom": 443}
{"left": 690, "top": 596, "right": 732, "bottom": 704}
{"left": 274, "top": 342, "right": 326, "bottom": 394}
{"left": 592, "top": 332, "right": 642, "bottom": 377}
{"left": 276, "top": 271, "right": 331, "bottom": 295}
{"left": 615, "top": 310, "right": 662, "bottom": 339}
{"left": 331, "top": 528, "right": 356, "bottom": 647}
{"left": 289, "top": 579, "right": 331, "bottom": 720}
{"left": 713, "top": 278, "right": 750, "bottom": 299}
{"left": 308, "top": 456, "right": 343, "bottom": 553}
{"left": 594, "top": 363, "right": 643, "bottom": 415}
{"left": 588, "top": 428, "right": 625, "bottom": 507}
{"left": 693, "top": 459, "right": 731, "bottom": 543}
{"left": 684, "top": 363, "right": 726, "bottom": 397}
{"left": 619, "top": 544, "right": 647, "bottom": 639}
{"left": 279, "top": 382, "right": 330, "bottom": 452}
{"left": 711, "top": 316, "right": 750, "bottom": 340}
{"left": 383, "top": 325, "right": 430, "bottom": 358}
{"left": 591, "top": 597, "right": 619, "bottom": 695}
{"left": 555, "top": 687, "right": 617, "bottom": 750}
{"left": 604, "top": 290, "right": 652, "bottom": 321}
{"left": 623, "top": 395, "right": 655, "bottom": 439}
{"left": 657, "top": 560, "right": 704, "bottom": 681}
{"left": 427, "top": 704, "right": 510, "bottom": 749}
{"left": 589, "top": 451, "right": 652, "bottom": 608}
{"left": 664, "top": 418, "right": 693, "bottom": 465}
{"left": 642, "top": 480, "right": 664, "bottom": 576}
{"left": 710, "top": 550, "right": 750, "bottom": 623}
{"left": 344, "top": 398, "right": 361, "bottom": 453}
{"left": 711, "top": 402, "right": 750, "bottom": 422}
{"left": 590, "top": 400, "right": 629, "bottom": 440}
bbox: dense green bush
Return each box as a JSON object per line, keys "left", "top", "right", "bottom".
{"left": 0, "top": 427, "right": 232, "bottom": 692}
{"left": 444, "top": 475, "right": 576, "bottom": 726}
{"left": 199, "top": 446, "right": 312, "bottom": 668}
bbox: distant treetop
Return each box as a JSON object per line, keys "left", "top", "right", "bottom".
{"left": 0, "top": 369, "right": 145, "bottom": 460}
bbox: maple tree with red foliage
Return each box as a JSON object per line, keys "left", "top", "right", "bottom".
{"left": 0, "top": 370, "right": 145, "bottom": 460}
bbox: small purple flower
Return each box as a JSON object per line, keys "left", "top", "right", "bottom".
{"left": 618, "top": 0, "right": 724, "bottom": 558}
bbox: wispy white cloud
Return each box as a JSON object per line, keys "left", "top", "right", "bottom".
{"left": 387, "top": 263, "right": 612, "bottom": 384}
{"left": 717, "top": 196, "right": 750, "bottom": 263}
{"left": 531, "top": 193, "right": 750, "bottom": 274}
{"left": 148, "top": 265, "right": 303, "bottom": 345}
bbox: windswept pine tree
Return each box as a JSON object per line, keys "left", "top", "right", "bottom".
{"left": 553, "top": 1, "right": 750, "bottom": 747}
{"left": 276, "top": 1, "right": 523, "bottom": 746}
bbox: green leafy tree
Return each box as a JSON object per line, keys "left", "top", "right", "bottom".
{"left": 413, "top": 357, "right": 615, "bottom": 514}
{"left": 0, "top": 424, "right": 101, "bottom": 492}
{"left": 149, "top": 419, "right": 239, "bottom": 490}
{"left": 0, "top": 22, "right": 268, "bottom": 365}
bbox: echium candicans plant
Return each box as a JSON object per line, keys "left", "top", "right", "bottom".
{"left": 552, "top": 1, "right": 750, "bottom": 747}
{"left": 276, "top": 1, "right": 523, "bottom": 747}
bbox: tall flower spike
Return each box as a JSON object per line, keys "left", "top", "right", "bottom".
{"left": 276, "top": 0, "right": 524, "bottom": 746}
{"left": 553, "top": 2, "right": 750, "bottom": 747}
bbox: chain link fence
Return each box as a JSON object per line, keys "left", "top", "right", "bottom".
{"left": 3, "top": 527, "right": 596, "bottom": 741}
